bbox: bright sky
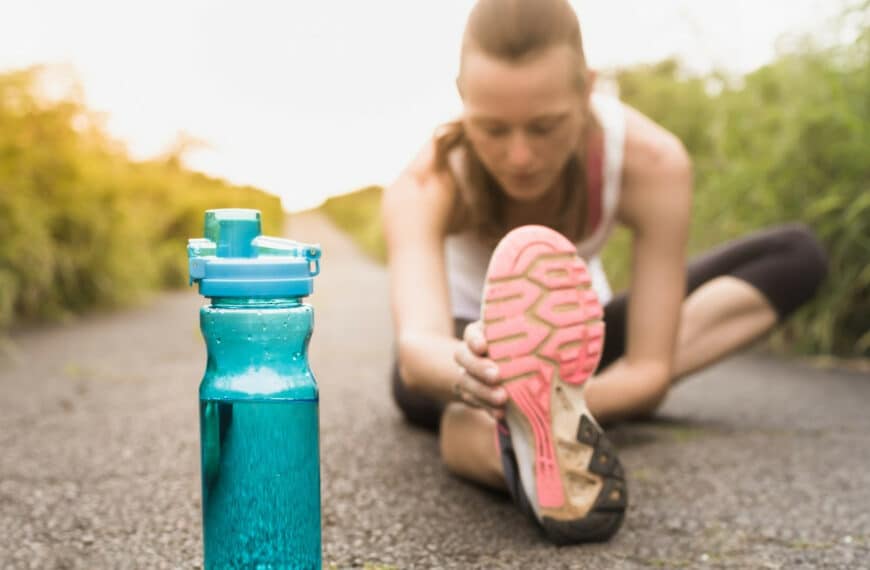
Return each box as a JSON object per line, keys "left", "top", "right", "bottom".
{"left": 0, "top": 0, "right": 847, "bottom": 211}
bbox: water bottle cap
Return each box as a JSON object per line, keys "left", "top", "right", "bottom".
{"left": 188, "top": 209, "right": 321, "bottom": 298}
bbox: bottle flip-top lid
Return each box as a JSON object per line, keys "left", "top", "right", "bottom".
{"left": 188, "top": 209, "right": 321, "bottom": 298}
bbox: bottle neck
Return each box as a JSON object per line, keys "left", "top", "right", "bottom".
{"left": 209, "top": 297, "right": 303, "bottom": 309}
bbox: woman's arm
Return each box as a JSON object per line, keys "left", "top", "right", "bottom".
{"left": 585, "top": 105, "right": 692, "bottom": 422}
{"left": 382, "top": 139, "right": 505, "bottom": 407}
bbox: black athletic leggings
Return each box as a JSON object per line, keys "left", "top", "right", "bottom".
{"left": 392, "top": 223, "right": 829, "bottom": 431}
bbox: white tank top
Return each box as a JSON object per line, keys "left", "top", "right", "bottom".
{"left": 444, "top": 92, "right": 626, "bottom": 320}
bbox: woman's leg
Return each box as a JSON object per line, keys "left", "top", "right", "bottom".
{"left": 391, "top": 360, "right": 445, "bottom": 431}
{"left": 401, "top": 224, "right": 829, "bottom": 485}
{"left": 440, "top": 403, "right": 506, "bottom": 490}
{"left": 671, "top": 275, "right": 777, "bottom": 379}
{"left": 588, "top": 223, "right": 829, "bottom": 421}
{"left": 391, "top": 320, "right": 471, "bottom": 431}
{"left": 392, "top": 318, "right": 507, "bottom": 488}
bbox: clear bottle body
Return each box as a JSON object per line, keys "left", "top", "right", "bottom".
{"left": 199, "top": 297, "right": 320, "bottom": 570}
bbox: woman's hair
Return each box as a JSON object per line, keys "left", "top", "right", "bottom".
{"left": 435, "top": 0, "right": 598, "bottom": 244}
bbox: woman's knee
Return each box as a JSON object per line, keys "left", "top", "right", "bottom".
{"left": 728, "top": 223, "right": 829, "bottom": 319}
{"left": 771, "top": 223, "right": 830, "bottom": 315}
{"left": 775, "top": 223, "right": 829, "bottom": 287}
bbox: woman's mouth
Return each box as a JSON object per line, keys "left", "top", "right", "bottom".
{"left": 508, "top": 172, "right": 539, "bottom": 184}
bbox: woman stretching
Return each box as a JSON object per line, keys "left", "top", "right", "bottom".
{"left": 382, "top": 0, "right": 828, "bottom": 545}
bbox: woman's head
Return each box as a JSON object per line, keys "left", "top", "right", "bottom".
{"left": 456, "top": 0, "right": 594, "bottom": 203}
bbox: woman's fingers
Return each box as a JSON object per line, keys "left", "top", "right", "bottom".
{"left": 454, "top": 320, "right": 509, "bottom": 410}
{"left": 455, "top": 365, "right": 508, "bottom": 408}
{"left": 454, "top": 342, "right": 501, "bottom": 386}
{"left": 462, "top": 321, "right": 488, "bottom": 356}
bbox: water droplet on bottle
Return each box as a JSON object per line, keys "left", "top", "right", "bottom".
{"left": 216, "top": 338, "right": 222, "bottom": 344}
{"left": 247, "top": 335, "right": 252, "bottom": 341}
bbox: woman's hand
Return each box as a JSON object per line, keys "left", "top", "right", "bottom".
{"left": 453, "top": 321, "right": 509, "bottom": 419}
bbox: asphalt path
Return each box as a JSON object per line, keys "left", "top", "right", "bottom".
{"left": 0, "top": 211, "right": 867, "bottom": 569}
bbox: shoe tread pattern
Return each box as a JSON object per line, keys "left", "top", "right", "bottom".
{"left": 483, "top": 226, "right": 626, "bottom": 543}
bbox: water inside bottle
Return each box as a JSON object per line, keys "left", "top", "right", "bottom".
{"left": 200, "top": 398, "right": 321, "bottom": 569}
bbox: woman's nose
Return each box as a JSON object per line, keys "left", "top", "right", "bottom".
{"left": 506, "top": 132, "right": 533, "bottom": 170}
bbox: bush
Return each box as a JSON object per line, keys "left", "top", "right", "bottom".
{"left": 320, "top": 185, "right": 386, "bottom": 263}
{"left": 0, "top": 66, "right": 283, "bottom": 330}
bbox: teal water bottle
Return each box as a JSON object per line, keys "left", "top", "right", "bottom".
{"left": 188, "top": 209, "right": 323, "bottom": 569}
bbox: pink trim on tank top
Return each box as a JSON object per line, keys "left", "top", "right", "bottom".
{"left": 584, "top": 129, "right": 605, "bottom": 238}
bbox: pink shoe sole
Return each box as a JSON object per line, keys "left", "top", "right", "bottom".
{"left": 482, "top": 225, "right": 626, "bottom": 543}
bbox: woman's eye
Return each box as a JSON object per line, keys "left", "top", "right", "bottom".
{"left": 529, "top": 122, "right": 557, "bottom": 135}
{"left": 484, "top": 127, "right": 508, "bottom": 137}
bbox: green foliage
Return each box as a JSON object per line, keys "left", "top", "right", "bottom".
{"left": 0, "top": 66, "right": 282, "bottom": 330}
{"left": 320, "top": 185, "right": 387, "bottom": 263}
{"left": 607, "top": 19, "right": 869, "bottom": 356}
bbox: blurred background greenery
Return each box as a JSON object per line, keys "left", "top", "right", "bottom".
{"left": 322, "top": 10, "right": 869, "bottom": 358}
{"left": 0, "top": 5, "right": 866, "bottom": 358}
{"left": 0, "top": 66, "right": 283, "bottom": 330}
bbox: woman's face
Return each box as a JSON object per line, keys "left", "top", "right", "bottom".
{"left": 460, "top": 44, "right": 591, "bottom": 203}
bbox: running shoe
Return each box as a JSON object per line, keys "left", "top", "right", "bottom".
{"left": 482, "top": 225, "right": 627, "bottom": 544}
